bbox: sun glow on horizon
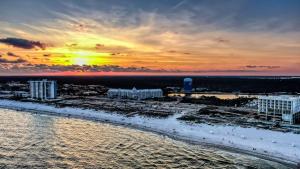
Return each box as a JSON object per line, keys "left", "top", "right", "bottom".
{"left": 46, "top": 47, "right": 111, "bottom": 65}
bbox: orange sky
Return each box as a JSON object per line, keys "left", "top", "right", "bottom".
{"left": 0, "top": 0, "right": 299, "bottom": 76}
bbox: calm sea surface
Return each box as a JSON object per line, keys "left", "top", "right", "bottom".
{"left": 0, "top": 108, "right": 291, "bottom": 168}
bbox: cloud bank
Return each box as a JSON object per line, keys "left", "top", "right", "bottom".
{"left": 0, "top": 37, "right": 46, "bottom": 49}
{"left": 0, "top": 58, "right": 27, "bottom": 63}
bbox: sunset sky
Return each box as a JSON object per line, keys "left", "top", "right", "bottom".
{"left": 0, "top": 0, "right": 299, "bottom": 76}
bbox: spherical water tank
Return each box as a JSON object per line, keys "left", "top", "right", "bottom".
{"left": 183, "top": 78, "right": 193, "bottom": 93}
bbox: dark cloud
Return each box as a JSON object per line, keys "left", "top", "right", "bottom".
{"left": 0, "top": 37, "right": 46, "bottom": 49}
{"left": 95, "top": 44, "right": 104, "bottom": 49}
{"left": 110, "top": 53, "right": 121, "bottom": 56}
{"left": 74, "top": 23, "right": 89, "bottom": 32}
{"left": 41, "top": 64, "right": 164, "bottom": 72}
{"left": 43, "top": 54, "right": 51, "bottom": 57}
{"left": 2, "top": 64, "right": 166, "bottom": 73}
{"left": 167, "top": 51, "right": 191, "bottom": 55}
{"left": 7, "top": 52, "right": 19, "bottom": 57}
{"left": 0, "top": 58, "right": 27, "bottom": 63}
{"left": 170, "top": 69, "right": 258, "bottom": 73}
{"left": 0, "top": 63, "right": 261, "bottom": 74}
{"left": 66, "top": 43, "right": 77, "bottom": 48}
{"left": 215, "top": 37, "right": 230, "bottom": 44}
{"left": 245, "top": 65, "right": 280, "bottom": 69}
{"left": 140, "top": 38, "right": 161, "bottom": 46}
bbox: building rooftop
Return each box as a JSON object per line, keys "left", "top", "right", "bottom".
{"left": 184, "top": 78, "right": 192, "bottom": 81}
{"left": 258, "top": 95, "right": 300, "bottom": 101}
{"left": 28, "top": 79, "right": 56, "bottom": 82}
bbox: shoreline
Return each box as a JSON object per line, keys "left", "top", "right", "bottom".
{"left": 0, "top": 99, "right": 299, "bottom": 167}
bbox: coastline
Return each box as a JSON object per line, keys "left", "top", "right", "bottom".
{"left": 0, "top": 99, "right": 299, "bottom": 167}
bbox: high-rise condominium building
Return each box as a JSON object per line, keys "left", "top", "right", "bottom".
{"left": 258, "top": 95, "right": 300, "bottom": 124}
{"left": 29, "top": 80, "right": 57, "bottom": 100}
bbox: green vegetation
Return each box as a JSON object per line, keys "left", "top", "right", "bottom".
{"left": 180, "top": 96, "right": 255, "bottom": 107}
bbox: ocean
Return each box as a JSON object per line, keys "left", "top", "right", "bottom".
{"left": 0, "top": 108, "right": 291, "bottom": 168}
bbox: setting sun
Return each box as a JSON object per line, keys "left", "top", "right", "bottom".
{"left": 69, "top": 51, "right": 110, "bottom": 65}
{"left": 73, "top": 57, "right": 88, "bottom": 66}
{"left": 46, "top": 48, "right": 111, "bottom": 66}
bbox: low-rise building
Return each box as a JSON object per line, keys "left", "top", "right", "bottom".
{"left": 107, "top": 87, "right": 163, "bottom": 100}
{"left": 0, "top": 90, "right": 12, "bottom": 95}
{"left": 258, "top": 95, "right": 300, "bottom": 124}
{"left": 29, "top": 79, "right": 57, "bottom": 100}
{"left": 13, "top": 91, "right": 29, "bottom": 98}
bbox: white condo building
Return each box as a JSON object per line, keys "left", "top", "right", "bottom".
{"left": 107, "top": 87, "right": 163, "bottom": 100}
{"left": 29, "top": 80, "right": 57, "bottom": 100}
{"left": 258, "top": 95, "right": 300, "bottom": 124}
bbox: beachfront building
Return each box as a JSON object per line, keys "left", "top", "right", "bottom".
{"left": 13, "top": 91, "right": 29, "bottom": 98}
{"left": 29, "top": 80, "right": 57, "bottom": 100}
{"left": 107, "top": 87, "right": 163, "bottom": 100}
{"left": 258, "top": 95, "right": 300, "bottom": 124}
